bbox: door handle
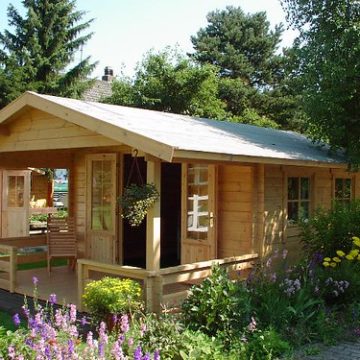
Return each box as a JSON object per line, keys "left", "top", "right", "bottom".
{"left": 209, "top": 212, "right": 215, "bottom": 228}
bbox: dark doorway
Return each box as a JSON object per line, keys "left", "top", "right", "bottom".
{"left": 122, "top": 156, "right": 181, "bottom": 268}
{"left": 161, "top": 163, "right": 181, "bottom": 267}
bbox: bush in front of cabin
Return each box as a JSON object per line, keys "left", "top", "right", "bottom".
{"left": 83, "top": 276, "right": 142, "bottom": 323}
{"left": 182, "top": 264, "right": 252, "bottom": 341}
{"left": 300, "top": 199, "right": 360, "bottom": 257}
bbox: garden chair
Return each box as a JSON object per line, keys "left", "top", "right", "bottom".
{"left": 46, "top": 216, "right": 77, "bottom": 274}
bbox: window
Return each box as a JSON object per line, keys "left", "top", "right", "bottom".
{"left": 335, "top": 178, "right": 352, "bottom": 204}
{"left": 187, "top": 164, "right": 209, "bottom": 240}
{"left": 287, "top": 177, "right": 310, "bottom": 224}
{"left": 91, "top": 160, "right": 113, "bottom": 231}
{"left": 7, "top": 176, "right": 24, "bottom": 207}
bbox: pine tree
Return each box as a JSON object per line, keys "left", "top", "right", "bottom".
{"left": 0, "top": 0, "right": 96, "bottom": 108}
{"left": 191, "top": 6, "right": 300, "bottom": 129}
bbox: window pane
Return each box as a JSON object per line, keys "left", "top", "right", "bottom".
{"left": 301, "top": 177, "right": 310, "bottom": 199}
{"left": 288, "top": 202, "right": 298, "bottom": 223}
{"left": 187, "top": 164, "right": 209, "bottom": 240}
{"left": 300, "top": 201, "right": 310, "bottom": 220}
{"left": 288, "top": 177, "right": 299, "bottom": 200}
{"left": 344, "top": 179, "right": 352, "bottom": 199}
{"left": 335, "top": 178, "right": 343, "bottom": 199}
{"left": 91, "top": 160, "right": 113, "bottom": 231}
{"left": 7, "top": 176, "right": 24, "bottom": 207}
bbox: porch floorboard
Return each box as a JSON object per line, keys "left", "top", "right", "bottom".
{"left": 15, "top": 266, "right": 78, "bottom": 306}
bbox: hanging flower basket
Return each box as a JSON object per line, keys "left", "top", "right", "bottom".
{"left": 119, "top": 183, "right": 159, "bottom": 227}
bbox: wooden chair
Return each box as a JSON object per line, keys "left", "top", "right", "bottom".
{"left": 47, "top": 216, "right": 77, "bottom": 274}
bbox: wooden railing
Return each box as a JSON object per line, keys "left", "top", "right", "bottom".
{"left": 0, "top": 235, "right": 47, "bottom": 293}
{"left": 0, "top": 235, "right": 47, "bottom": 265}
{"left": 0, "top": 244, "right": 17, "bottom": 292}
{"left": 77, "top": 259, "right": 157, "bottom": 312}
{"left": 77, "top": 253, "right": 258, "bottom": 313}
{"left": 159, "top": 253, "right": 258, "bottom": 309}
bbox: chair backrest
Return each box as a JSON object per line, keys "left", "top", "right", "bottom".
{"left": 47, "top": 217, "right": 77, "bottom": 257}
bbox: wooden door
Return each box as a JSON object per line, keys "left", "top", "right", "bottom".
{"left": 2, "top": 170, "right": 30, "bottom": 238}
{"left": 181, "top": 164, "right": 216, "bottom": 264}
{"left": 86, "top": 154, "right": 117, "bottom": 263}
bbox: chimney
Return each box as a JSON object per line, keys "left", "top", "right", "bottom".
{"left": 102, "top": 66, "right": 114, "bottom": 82}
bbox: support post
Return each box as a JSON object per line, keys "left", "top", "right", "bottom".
{"left": 252, "top": 164, "right": 265, "bottom": 258}
{"left": 77, "top": 261, "right": 85, "bottom": 311}
{"left": 146, "top": 159, "right": 161, "bottom": 312}
{"left": 9, "top": 246, "right": 17, "bottom": 293}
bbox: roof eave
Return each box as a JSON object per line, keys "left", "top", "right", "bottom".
{"left": 172, "top": 149, "right": 347, "bottom": 168}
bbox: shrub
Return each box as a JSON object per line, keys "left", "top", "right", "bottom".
{"left": 182, "top": 265, "right": 251, "bottom": 339}
{"left": 83, "top": 277, "right": 142, "bottom": 321}
{"left": 300, "top": 200, "right": 360, "bottom": 256}
{"left": 245, "top": 327, "right": 292, "bottom": 360}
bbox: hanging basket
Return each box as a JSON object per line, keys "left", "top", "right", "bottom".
{"left": 119, "top": 183, "right": 159, "bottom": 227}
{"left": 119, "top": 150, "right": 159, "bottom": 227}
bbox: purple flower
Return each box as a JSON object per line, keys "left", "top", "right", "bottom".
{"left": 154, "top": 350, "right": 160, "bottom": 360}
{"left": 49, "top": 293, "right": 57, "bottom": 305}
{"left": 142, "top": 353, "right": 151, "bottom": 360}
{"left": 121, "top": 314, "right": 129, "bottom": 333}
{"left": 13, "top": 313, "right": 20, "bottom": 327}
{"left": 32, "top": 276, "right": 38, "bottom": 286}
{"left": 81, "top": 316, "right": 88, "bottom": 326}
{"left": 68, "top": 339, "right": 74, "bottom": 355}
{"left": 134, "top": 346, "right": 143, "bottom": 360}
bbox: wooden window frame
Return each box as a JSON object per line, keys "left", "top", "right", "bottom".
{"left": 332, "top": 176, "right": 354, "bottom": 206}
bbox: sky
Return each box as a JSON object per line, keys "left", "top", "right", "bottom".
{"left": 0, "top": 0, "right": 297, "bottom": 79}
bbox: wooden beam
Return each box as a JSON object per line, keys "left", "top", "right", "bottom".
{"left": 173, "top": 150, "right": 347, "bottom": 169}
{"left": 252, "top": 164, "right": 265, "bottom": 258}
{"left": 146, "top": 159, "right": 161, "bottom": 272}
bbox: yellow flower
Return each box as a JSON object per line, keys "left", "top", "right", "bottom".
{"left": 336, "top": 250, "right": 346, "bottom": 257}
{"left": 329, "top": 262, "right": 337, "bottom": 268}
{"left": 350, "top": 249, "right": 360, "bottom": 257}
{"left": 353, "top": 237, "right": 360, "bottom": 247}
{"left": 324, "top": 257, "right": 331, "bottom": 262}
{"left": 323, "top": 261, "right": 330, "bottom": 267}
{"left": 346, "top": 254, "right": 355, "bottom": 261}
{"left": 332, "top": 257, "right": 341, "bottom": 263}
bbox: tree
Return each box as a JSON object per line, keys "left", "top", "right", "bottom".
{"left": 281, "top": 0, "right": 360, "bottom": 167}
{"left": 0, "top": 0, "right": 96, "bottom": 108}
{"left": 191, "top": 6, "right": 299, "bottom": 129}
{"left": 106, "top": 48, "right": 227, "bottom": 120}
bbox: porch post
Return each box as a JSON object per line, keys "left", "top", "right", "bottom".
{"left": 252, "top": 163, "right": 265, "bottom": 258}
{"left": 145, "top": 159, "right": 162, "bottom": 312}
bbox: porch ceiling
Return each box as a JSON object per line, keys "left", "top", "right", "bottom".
{"left": 0, "top": 91, "right": 347, "bottom": 167}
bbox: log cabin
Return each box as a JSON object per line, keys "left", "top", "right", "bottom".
{"left": 0, "top": 91, "right": 356, "bottom": 312}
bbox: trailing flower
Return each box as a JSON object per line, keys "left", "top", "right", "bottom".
{"left": 119, "top": 183, "right": 159, "bottom": 227}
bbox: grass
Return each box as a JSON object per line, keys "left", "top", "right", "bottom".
{"left": 0, "top": 311, "right": 16, "bottom": 331}
{"left": 17, "top": 258, "right": 67, "bottom": 271}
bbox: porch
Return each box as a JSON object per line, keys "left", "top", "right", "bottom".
{"left": 0, "top": 238, "right": 258, "bottom": 312}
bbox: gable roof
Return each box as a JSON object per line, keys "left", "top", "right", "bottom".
{"left": 0, "top": 91, "right": 346, "bottom": 167}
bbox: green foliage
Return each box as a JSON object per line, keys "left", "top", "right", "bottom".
{"left": 0, "top": 0, "right": 96, "bottom": 108}
{"left": 245, "top": 327, "right": 292, "bottom": 360}
{"left": 281, "top": 0, "right": 360, "bottom": 167}
{"left": 191, "top": 6, "right": 300, "bottom": 129}
{"left": 105, "top": 48, "right": 227, "bottom": 120}
{"left": 82, "top": 277, "right": 142, "bottom": 320}
{"left": 182, "top": 265, "right": 251, "bottom": 338}
{"left": 300, "top": 200, "right": 360, "bottom": 256}
{"left": 119, "top": 183, "right": 159, "bottom": 227}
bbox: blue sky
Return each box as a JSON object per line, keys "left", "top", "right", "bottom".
{"left": 0, "top": 0, "right": 297, "bottom": 79}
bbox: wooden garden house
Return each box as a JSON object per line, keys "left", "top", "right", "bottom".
{"left": 0, "top": 91, "right": 357, "bottom": 312}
